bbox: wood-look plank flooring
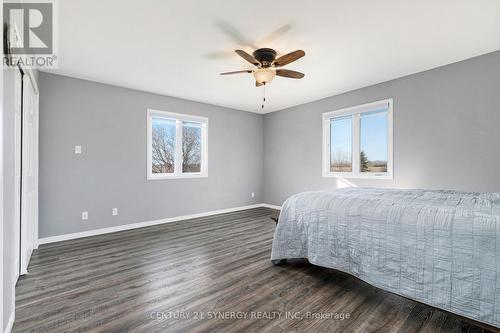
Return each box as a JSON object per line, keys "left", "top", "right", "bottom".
{"left": 13, "top": 208, "right": 495, "bottom": 332}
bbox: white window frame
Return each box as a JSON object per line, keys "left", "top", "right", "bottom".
{"left": 147, "top": 109, "right": 208, "bottom": 180}
{"left": 322, "top": 98, "right": 393, "bottom": 179}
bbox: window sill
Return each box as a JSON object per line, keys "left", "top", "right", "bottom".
{"left": 323, "top": 172, "right": 393, "bottom": 180}
{"left": 148, "top": 173, "right": 208, "bottom": 180}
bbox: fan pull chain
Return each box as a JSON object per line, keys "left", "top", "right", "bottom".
{"left": 261, "top": 83, "right": 266, "bottom": 109}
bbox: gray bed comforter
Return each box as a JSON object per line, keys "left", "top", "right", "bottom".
{"left": 271, "top": 188, "right": 500, "bottom": 327}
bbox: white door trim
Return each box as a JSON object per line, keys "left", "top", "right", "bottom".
{"left": 5, "top": 312, "right": 14, "bottom": 333}
{"left": 0, "top": 4, "right": 4, "bottom": 328}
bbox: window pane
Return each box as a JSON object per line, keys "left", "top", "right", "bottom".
{"left": 330, "top": 116, "right": 352, "bottom": 172}
{"left": 360, "top": 109, "right": 388, "bottom": 173}
{"left": 151, "top": 117, "right": 176, "bottom": 174}
{"left": 182, "top": 121, "right": 202, "bottom": 173}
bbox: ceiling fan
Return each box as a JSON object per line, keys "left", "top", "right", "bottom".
{"left": 220, "top": 48, "right": 305, "bottom": 87}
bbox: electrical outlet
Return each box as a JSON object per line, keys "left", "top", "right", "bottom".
{"left": 251, "top": 192, "right": 255, "bottom": 198}
{"left": 112, "top": 208, "right": 118, "bottom": 216}
{"left": 75, "top": 145, "right": 82, "bottom": 154}
{"left": 81, "top": 211, "right": 88, "bottom": 220}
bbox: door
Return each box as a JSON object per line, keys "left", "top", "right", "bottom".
{"left": 13, "top": 68, "right": 22, "bottom": 280}
{"left": 20, "top": 73, "right": 38, "bottom": 274}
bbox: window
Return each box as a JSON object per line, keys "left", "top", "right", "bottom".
{"left": 322, "top": 99, "right": 393, "bottom": 179}
{"left": 148, "top": 109, "right": 208, "bottom": 179}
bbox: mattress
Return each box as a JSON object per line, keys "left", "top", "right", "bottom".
{"left": 271, "top": 187, "right": 500, "bottom": 327}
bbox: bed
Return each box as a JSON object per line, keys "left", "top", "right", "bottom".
{"left": 271, "top": 187, "right": 500, "bottom": 328}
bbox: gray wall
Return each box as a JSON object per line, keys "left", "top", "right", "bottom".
{"left": 264, "top": 50, "right": 500, "bottom": 206}
{"left": 39, "top": 72, "right": 263, "bottom": 238}
{"left": 39, "top": 50, "right": 500, "bottom": 238}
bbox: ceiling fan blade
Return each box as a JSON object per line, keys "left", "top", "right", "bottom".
{"left": 257, "top": 24, "right": 292, "bottom": 46}
{"left": 274, "top": 50, "right": 305, "bottom": 67}
{"left": 215, "top": 20, "right": 258, "bottom": 49}
{"left": 235, "top": 50, "right": 260, "bottom": 66}
{"left": 220, "top": 70, "right": 253, "bottom": 75}
{"left": 276, "top": 69, "right": 305, "bottom": 79}
{"left": 256, "top": 81, "right": 263, "bottom": 87}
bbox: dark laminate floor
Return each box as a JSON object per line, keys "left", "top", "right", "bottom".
{"left": 13, "top": 208, "right": 495, "bottom": 333}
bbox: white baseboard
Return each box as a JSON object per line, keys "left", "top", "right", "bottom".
{"left": 5, "top": 311, "right": 14, "bottom": 333}
{"left": 260, "top": 203, "right": 282, "bottom": 210}
{"left": 39, "top": 203, "right": 280, "bottom": 245}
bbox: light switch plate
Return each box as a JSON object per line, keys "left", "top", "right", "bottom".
{"left": 75, "top": 145, "right": 82, "bottom": 154}
{"left": 81, "top": 211, "right": 88, "bottom": 220}
{"left": 112, "top": 208, "right": 118, "bottom": 216}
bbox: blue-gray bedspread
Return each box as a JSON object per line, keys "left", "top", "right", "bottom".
{"left": 271, "top": 188, "right": 500, "bottom": 327}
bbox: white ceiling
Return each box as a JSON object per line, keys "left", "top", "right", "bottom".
{"left": 45, "top": 0, "right": 500, "bottom": 113}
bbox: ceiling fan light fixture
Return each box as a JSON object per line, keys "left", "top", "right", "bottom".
{"left": 253, "top": 68, "right": 276, "bottom": 84}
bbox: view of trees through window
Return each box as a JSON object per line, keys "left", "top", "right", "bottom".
{"left": 182, "top": 122, "right": 202, "bottom": 172}
{"left": 329, "top": 109, "right": 388, "bottom": 173}
{"left": 330, "top": 116, "right": 352, "bottom": 172}
{"left": 360, "top": 110, "right": 388, "bottom": 172}
{"left": 151, "top": 118, "right": 203, "bottom": 174}
{"left": 152, "top": 118, "right": 176, "bottom": 173}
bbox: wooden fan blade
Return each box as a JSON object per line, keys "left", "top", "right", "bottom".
{"left": 220, "top": 70, "right": 253, "bottom": 75}
{"left": 274, "top": 50, "right": 305, "bottom": 67}
{"left": 235, "top": 50, "right": 260, "bottom": 66}
{"left": 276, "top": 69, "right": 305, "bottom": 79}
{"left": 256, "top": 81, "right": 263, "bottom": 87}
